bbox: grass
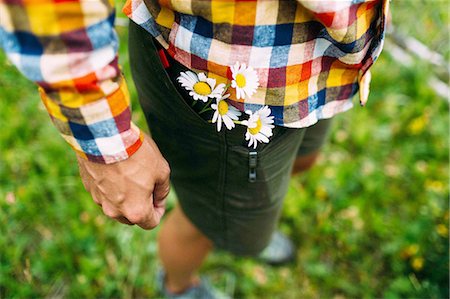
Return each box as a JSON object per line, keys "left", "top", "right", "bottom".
{"left": 0, "top": 1, "right": 448, "bottom": 298}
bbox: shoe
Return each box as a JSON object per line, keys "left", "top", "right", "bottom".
{"left": 258, "top": 231, "right": 296, "bottom": 266}
{"left": 156, "top": 269, "right": 231, "bottom": 299}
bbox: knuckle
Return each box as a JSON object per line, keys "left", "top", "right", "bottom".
{"left": 102, "top": 207, "right": 120, "bottom": 219}
{"left": 125, "top": 211, "right": 148, "bottom": 224}
{"left": 151, "top": 219, "right": 160, "bottom": 229}
{"left": 161, "top": 162, "right": 171, "bottom": 178}
{"left": 143, "top": 220, "right": 159, "bottom": 230}
{"left": 161, "top": 186, "right": 170, "bottom": 199}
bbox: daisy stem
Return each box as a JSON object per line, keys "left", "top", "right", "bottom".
{"left": 198, "top": 98, "right": 214, "bottom": 114}
{"left": 233, "top": 120, "right": 243, "bottom": 125}
{"left": 223, "top": 83, "right": 232, "bottom": 91}
{"left": 191, "top": 100, "right": 197, "bottom": 107}
{"left": 199, "top": 107, "right": 213, "bottom": 114}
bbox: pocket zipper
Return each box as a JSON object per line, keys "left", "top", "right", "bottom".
{"left": 248, "top": 151, "right": 258, "bottom": 182}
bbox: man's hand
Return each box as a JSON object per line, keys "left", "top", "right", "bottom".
{"left": 76, "top": 135, "right": 170, "bottom": 230}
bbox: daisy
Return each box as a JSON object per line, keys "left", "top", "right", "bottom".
{"left": 211, "top": 94, "right": 242, "bottom": 132}
{"left": 241, "top": 106, "right": 274, "bottom": 149}
{"left": 177, "top": 71, "right": 225, "bottom": 102}
{"left": 230, "top": 62, "right": 259, "bottom": 100}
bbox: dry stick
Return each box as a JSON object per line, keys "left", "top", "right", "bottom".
{"left": 389, "top": 30, "right": 448, "bottom": 72}
{"left": 385, "top": 36, "right": 449, "bottom": 101}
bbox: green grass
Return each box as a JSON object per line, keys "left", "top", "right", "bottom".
{"left": 1, "top": 1, "right": 448, "bottom": 298}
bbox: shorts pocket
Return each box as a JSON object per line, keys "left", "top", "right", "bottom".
{"left": 224, "top": 127, "right": 305, "bottom": 210}
{"left": 130, "top": 21, "right": 211, "bottom": 128}
{"left": 230, "top": 126, "right": 305, "bottom": 181}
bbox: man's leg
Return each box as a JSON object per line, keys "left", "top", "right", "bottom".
{"left": 258, "top": 120, "right": 332, "bottom": 265}
{"left": 291, "top": 119, "right": 333, "bottom": 175}
{"left": 292, "top": 151, "right": 321, "bottom": 175}
{"left": 158, "top": 205, "right": 213, "bottom": 294}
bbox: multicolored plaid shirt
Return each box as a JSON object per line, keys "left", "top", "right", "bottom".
{"left": 0, "top": 0, "right": 389, "bottom": 164}
{"left": 124, "top": 0, "right": 389, "bottom": 127}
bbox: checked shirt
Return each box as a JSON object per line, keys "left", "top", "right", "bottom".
{"left": 0, "top": 0, "right": 389, "bottom": 163}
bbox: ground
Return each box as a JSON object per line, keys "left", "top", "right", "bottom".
{"left": 0, "top": 1, "right": 448, "bottom": 298}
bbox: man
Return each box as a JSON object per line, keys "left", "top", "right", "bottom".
{"left": 0, "top": 0, "right": 389, "bottom": 297}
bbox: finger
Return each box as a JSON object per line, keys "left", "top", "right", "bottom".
{"left": 101, "top": 203, "right": 122, "bottom": 220}
{"left": 90, "top": 188, "right": 103, "bottom": 207}
{"left": 153, "top": 180, "right": 170, "bottom": 205}
{"left": 116, "top": 216, "right": 134, "bottom": 226}
{"left": 150, "top": 181, "right": 168, "bottom": 224}
{"left": 120, "top": 200, "right": 155, "bottom": 230}
{"left": 153, "top": 162, "right": 171, "bottom": 203}
{"left": 141, "top": 200, "right": 163, "bottom": 230}
{"left": 102, "top": 204, "right": 135, "bottom": 225}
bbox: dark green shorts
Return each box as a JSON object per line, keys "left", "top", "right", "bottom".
{"left": 128, "top": 21, "right": 331, "bottom": 256}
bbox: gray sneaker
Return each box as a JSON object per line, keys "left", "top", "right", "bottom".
{"left": 258, "top": 231, "right": 296, "bottom": 266}
{"left": 156, "top": 270, "right": 231, "bottom": 299}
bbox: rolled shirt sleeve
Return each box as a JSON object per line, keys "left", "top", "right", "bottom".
{"left": 0, "top": 0, "right": 143, "bottom": 164}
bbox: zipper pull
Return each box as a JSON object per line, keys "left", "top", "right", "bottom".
{"left": 248, "top": 151, "right": 258, "bottom": 182}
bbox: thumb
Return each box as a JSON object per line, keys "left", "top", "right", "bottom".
{"left": 152, "top": 177, "right": 170, "bottom": 218}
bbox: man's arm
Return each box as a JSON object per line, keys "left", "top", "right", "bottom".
{"left": 0, "top": 0, "right": 170, "bottom": 229}
{"left": 1, "top": 0, "right": 141, "bottom": 162}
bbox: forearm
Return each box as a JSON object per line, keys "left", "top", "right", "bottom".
{"left": 0, "top": 0, "right": 142, "bottom": 163}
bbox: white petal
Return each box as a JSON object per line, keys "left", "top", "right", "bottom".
{"left": 260, "top": 126, "right": 273, "bottom": 137}
{"left": 228, "top": 111, "right": 240, "bottom": 120}
{"left": 206, "top": 77, "right": 216, "bottom": 88}
{"left": 246, "top": 89, "right": 256, "bottom": 98}
{"left": 228, "top": 105, "right": 240, "bottom": 113}
{"left": 222, "top": 115, "right": 235, "bottom": 130}
{"left": 186, "top": 71, "right": 198, "bottom": 82}
{"left": 236, "top": 88, "right": 243, "bottom": 100}
{"left": 252, "top": 138, "right": 258, "bottom": 149}
{"left": 247, "top": 136, "right": 254, "bottom": 148}
{"left": 261, "top": 106, "right": 271, "bottom": 116}
{"left": 212, "top": 110, "right": 219, "bottom": 123}
{"left": 211, "top": 103, "right": 218, "bottom": 110}
{"left": 178, "top": 79, "right": 190, "bottom": 88}
{"left": 256, "top": 133, "right": 269, "bottom": 143}
{"left": 190, "top": 91, "right": 199, "bottom": 100}
{"left": 217, "top": 115, "right": 222, "bottom": 132}
{"left": 178, "top": 73, "right": 196, "bottom": 87}
{"left": 198, "top": 73, "right": 207, "bottom": 81}
{"left": 232, "top": 61, "right": 240, "bottom": 74}
{"left": 212, "top": 83, "right": 225, "bottom": 95}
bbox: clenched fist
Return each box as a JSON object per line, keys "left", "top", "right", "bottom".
{"left": 77, "top": 135, "right": 170, "bottom": 230}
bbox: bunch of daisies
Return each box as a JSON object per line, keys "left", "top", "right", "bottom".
{"left": 177, "top": 62, "right": 274, "bottom": 149}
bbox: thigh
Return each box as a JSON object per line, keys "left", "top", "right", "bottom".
{"left": 297, "top": 118, "right": 333, "bottom": 157}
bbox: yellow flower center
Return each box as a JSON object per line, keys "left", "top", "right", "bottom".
{"left": 248, "top": 118, "right": 262, "bottom": 135}
{"left": 218, "top": 100, "right": 229, "bottom": 115}
{"left": 235, "top": 74, "right": 246, "bottom": 88}
{"left": 193, "top": 81, "right": 212, "bottom": 96}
